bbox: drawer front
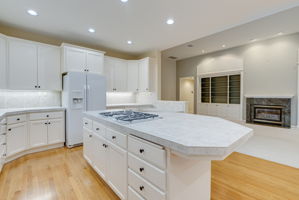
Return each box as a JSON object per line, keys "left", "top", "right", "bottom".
{"left": 128, "top": 169, "right": 165, "bottom": 200}
{"left": 106, "top": 128, "right": 127, "bottom": 149}
{"left": 128, "top": 153, "right": 166, "bottom": 191}
{"left": 83, "top": 118, "right": 92, "bottom": 130}
{"left": 128, "top": 136, "right": 166, "bottom": 170}
{"left": 92, "top": 121, "right": 105, "bottom": 137}
{"left": 128, "top": 186, "right": 145, "bottom": 200}
{"left": 7, "top": 115, "right": 27, "bottom": 125}
{"left": 29, "top": 111, "right": 64, "bottom": 120}
{"left": 0, "top": 126, "right": 6, "bottom": 134}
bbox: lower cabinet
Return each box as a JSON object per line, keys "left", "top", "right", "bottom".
{"left": 47, "top": 118, "right": 65, "bottom": 144}
{"left": 93, "top": 134, "right": 107, "bottom": 180}
{"left": 107, "top": 141, "right": 127, "bottom": 200}
{"left": 83, "top": 128, "right": 94, "bottom": 165}
{"left": 29, "top": 120, "right": 48, "bottom": 148}
{"left": 6, "top": 122, "right": 28, "bottom": 157}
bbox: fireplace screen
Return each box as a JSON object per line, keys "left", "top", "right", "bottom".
{"left": 253, "top": 105, "right": 283, "bottom": 124}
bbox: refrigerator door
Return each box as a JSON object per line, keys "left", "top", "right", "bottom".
{"left": 63, "top": 72, "right": 86, "bottom": 147}
{"left": 86, "top": 73, "right": 106, "bottom": 111}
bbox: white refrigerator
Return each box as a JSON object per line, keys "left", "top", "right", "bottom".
{"left": 62, "top": 72, "right": 106, "bottom": 148}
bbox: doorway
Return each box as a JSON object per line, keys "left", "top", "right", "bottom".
{"left": 179, "top": 77, "right": 195, "bottom": 114}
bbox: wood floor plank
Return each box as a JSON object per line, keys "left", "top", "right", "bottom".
{"left": 0, "top": 147, "right": 298, "bottom": 200}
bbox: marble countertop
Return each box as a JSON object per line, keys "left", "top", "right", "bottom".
{"left": 0, "top": 107, "right": 65, "bottom": 121}
{"left": 106, "top": 103, "right": 153, "bottom": 108}
{"left": 84, "top": 111, "right": 253, "bottom": 159}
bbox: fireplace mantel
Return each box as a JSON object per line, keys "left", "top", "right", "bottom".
{"left": 244, "top": 95, "right": 294, "bottom": 98}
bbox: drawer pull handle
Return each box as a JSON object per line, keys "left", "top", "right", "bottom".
{"left": 112, "top": 136, "right": 116, "bottom": 140}
{"left": 139, "top": 167, "right": 144, "bottom": 172}
{"left": 96, "top": 128, "right": 100, "bottom": 131}
{"left": 8, "top": 129, "right": 11, "bottom": 131}
{"left": 139, "top": 186, "right": 144, "bottom": 191}
{"left": 89, "top": 135, "right": 92, "bottom": 138}
{"left": 102, "top": 144, "right": 108, "bottom": 148}
{"left": 139, "top": 149, "right": 144, "bottom": 154}
{"left": 46, "top": 115, "right": 49, "bottom": 117}
{"left": 16, "top": 118, "right": 20, "bottom": 121}
{"left": 45, "top": 123, "right": 48, "bottom": 125}
{"left": 48, "top": 122, "right": 51, "bottom": 125}
{"left": 85, "top": 122, "right": 88, "bottom": 125}
{"left": 2, "top": 143, "right": 6, "bottom": 145}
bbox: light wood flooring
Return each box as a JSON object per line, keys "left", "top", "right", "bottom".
{"left": 0, "top": 147, "right": 298, "bottom": 200}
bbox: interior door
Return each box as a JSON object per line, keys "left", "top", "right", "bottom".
{"left": 29, "top": 120, "right": 48, "bottom": 148}
{"left": 38, "top": 45, "right": 61, "bottom": 90}
{"left": 86, "top": 51, "right": 104, "bottom": 74}
{"left": 86, "top": 73, "right": 106, "bottom": 111}
{"left": 8, "top": 39, "right": 38, "bottom": 90}
{"left": 179, "top": 77, "right": 195, "bottom": 114}
{"left": 93, "top": 134, "right": 107, "bottom": 180}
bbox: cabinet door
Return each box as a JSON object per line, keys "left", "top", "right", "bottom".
{"left": 8, "top": 39, "right": 38, "bottom": 90}
{"left": 6, "top": 122, "right": 28, "bottom": 157}
{"left": 127, "top": 60, "right": 139, "bottom": 92}
{"left": 29, "top": 120, "right": 48, "bottom": 148}
{"left": 113, "top": 59, "right": 128, "bottom": 92}
{"left": 83, "top": 128, "right": 94, "bottom": 165}
{"left": 138, "top": 58, "right": 150, "bottom": 92}
{"left": 38, "top": 45, "right": 61, "bottom": 90}
{"left": 104, "top": 57, "right": 115, "bottom": 92}
{"left": 64, "top": 47, "right": 86, "bottom": 72}
{"left": 47, "top": 118, "right": 65, "bottom": 144}
{"left": 93, "top": 135, "right": 107, "bottom": 180}
{"left": 107, "top": 142, "right": 127, "bottom": 200}
{"left": 0, "top": 36, "right": 6, "bottom": 89}
{"left": 86, "top": 51, "right": 104, "bottom": 74}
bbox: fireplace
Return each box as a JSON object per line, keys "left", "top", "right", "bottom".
{"left": 246, "top": 98, "right": 291, "bottom": 128}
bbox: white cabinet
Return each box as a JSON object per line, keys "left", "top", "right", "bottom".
{"left": 107, "top": 141, "right": 127, "bottom": 200}
{"left": 93, "top": 134, "right": 108, "bottom": 179}
{"left": 138, "top": 58, "right": 150, "bottom": 92}
{"left": 62, "top": 44, "right": 104, "bottom": 74}
{"left": 127, "top": 60, "right": 139, "bottom": 92}
{"left": 0, "top": 35, "right": 6, "bottom": 89}
{"left": 7, "top": 37, "right": 61, "bottom": 90}
{"left": 38, "top": 45, "right": 61, "bottom": 90}
{"left": 104, "top": 56, "right": 128, "bottom": 92}
{"left": 83, "top": 128, "right": 94, "bottom": 165}
{"left": 29, "top": 120, "right": 48, "bottom": 148}
{"left": 47, "top": 118, "right": 65, "bottom": 144}
{"left": 8, "top": 38, "right": 38, "bottom": 90}
{"left": 6, "top": 122, "right": 27, "bottom": 157}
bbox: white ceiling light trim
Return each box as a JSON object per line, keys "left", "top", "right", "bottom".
{"left": 88, "top": 28, "right": 95, "bottom": 33}
{"left": 27, "top": 9, "right": 38, "bottom": 16}
{"left": 166, "top": 19, "right": 174, "bottom": 25}
{"left": 121, "top": 0, "right": 128, "bottom": 3}
{"left": 127, "top": 40, "right": 133, "bottom": 45}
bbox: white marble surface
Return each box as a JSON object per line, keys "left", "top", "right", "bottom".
{"left": 244, "top": 94, "right": 294, "bottom": 98}
{"left": 84, "top": 111, "right": 253, "bottom": 158}
{"left": 0, "top": 107, "right": 65, "bottom": 121}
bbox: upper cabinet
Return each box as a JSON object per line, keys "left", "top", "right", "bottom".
{"left": 104, "top": 56, "right": 155, "bottom": 93}
{"left": 0, "top": 35, "right": 7, "bottom": 89}
{"left": 61, "top": 44, "right": 105, "bottom": 74}
{"left": 6, "top": 37, "right": 62, "bottom": 91}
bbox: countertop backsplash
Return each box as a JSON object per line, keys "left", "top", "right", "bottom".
{"left": 0, "top": 90, "right": 61, "bottom": 109}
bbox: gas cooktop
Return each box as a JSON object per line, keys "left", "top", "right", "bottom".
{"left": 99, "top": 110, "right": 159, "bottom": 123}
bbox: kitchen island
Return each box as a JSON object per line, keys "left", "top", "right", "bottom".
{"left": 83, "top": 110, "right": 253, "bottom": 200}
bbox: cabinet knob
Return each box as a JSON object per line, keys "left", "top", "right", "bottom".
{"left": 8, "top": 128, "right": 11, "bottom": 131}
{"left": 89, "top": 134, "right": 92, "bottom": 138}
{"left": 139, "top": 186, "right": 144, "bottom": 191}
{"left": 16, "top": 118, "right": 20, "bottom": 121}
{"left": 85, "top": 122, "right": 88, "bottom": 125}
{"left": 38, "top": 86, "right": 41, "bottom": 88}
{"left": 48, "top": 122, "right": 51, "bottom": 125}
{"left": 35, "top": 86, "right": 37, "bottom": 88}
{"left": 102, "top": 144, "right": 108, "bottom": 148}
{"left": 139, "top": 167, "right": 144, "bottom": 172}
{"left": 96, "top": 128, "right": 100, "bottom": 131}
{"left": 112, "top": 136, "right": 116, "bottom": 140}
{"left": 46, "top": 115, "right": 49, "bottom": 117}
{"left": 45, "top": 122, "right": 48, "bottom": 125}
{"left": 139, "top": 149, "right": 144, "bottom": 154}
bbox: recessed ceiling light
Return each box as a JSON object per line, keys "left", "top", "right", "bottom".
{"left": 88, "top": 28, "right": 95, "bottom": 33}
{"left": 166, "top": 19, "right": 174, "bottom": 25}
{"left": 27, "top": 9, "right": 38, "bottom": 16}
{"left": 222, "top": 44, "right": 226, "bottom": 48}
{"left": 277, "top": 32, "right": 283, "bottom": 36}
{"left": 127, "top": 40, "right": 132, "bottom": 45}
{"left": 250, "top": 39, "right": 257, "bottom": 42}
{"left": 121, "top": 0, "right": 128, "bottom": 2}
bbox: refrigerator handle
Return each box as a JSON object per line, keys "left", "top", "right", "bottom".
{"left": 84, "top": 85, "right": 87, "bottom": 111}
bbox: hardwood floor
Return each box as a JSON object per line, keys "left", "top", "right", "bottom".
{"left": 0, "top": 147, "right": 298, "bottom": 200}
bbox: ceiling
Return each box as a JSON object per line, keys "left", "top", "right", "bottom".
{"left": 163, "top": 5, "right": 299, "bottom": 60}
{"left": 0, "top": 0, "right": 299, "bottom": 56}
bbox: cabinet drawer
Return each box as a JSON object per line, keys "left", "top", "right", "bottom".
{"left": 128, "top": 169, "right": 165, "bottom": 200}
{"left": 128, "top": 136, "right": 166, "bottom": 170}
{"left": 29, "top": 111, "right": 64, "bottom": 120}
{"left": 106, "top": 128, "right": 127, "bottom": 149}
{"left": 7, "top": 115, "right": 27, "bottom": 125}
{"left": 83, "top": 118, "right": 92, "bottom": 130}
{"left": 128, "top": 186, "right": 145, "bottom": 200}
{"left": 128, "top": 153, "right": 166, "bottom": 191}
{"left": 92, "top": 121, "right": 105, "bottom": 137}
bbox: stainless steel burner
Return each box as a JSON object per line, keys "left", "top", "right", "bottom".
{"left": 100, "top": 111, "right": 159, "bottom": 123}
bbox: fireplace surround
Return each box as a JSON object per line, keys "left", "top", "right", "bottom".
{"left": 246, "top": 97, "right": 291, "bottom": 128}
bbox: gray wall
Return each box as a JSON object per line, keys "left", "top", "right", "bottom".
{"left": 161, "top": 57, "right": 177, "bottom": 100}
{"left": 176, "top": 33, "right": 299, "bottom": 125}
